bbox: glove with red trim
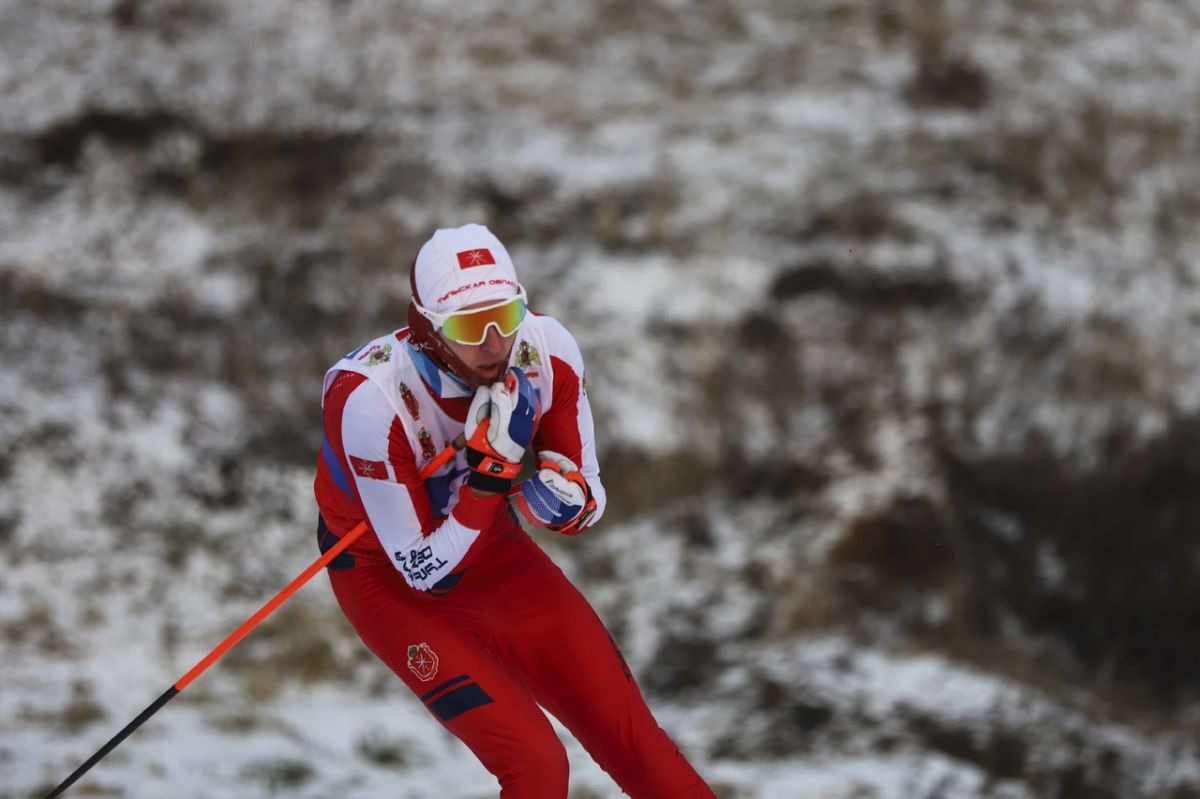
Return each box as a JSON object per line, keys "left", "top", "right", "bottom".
{"left": 464, "top": 367, "right": 539, "bottom": 493}
{"left": 514, "top": 451, "right": 597, "bottom": 534}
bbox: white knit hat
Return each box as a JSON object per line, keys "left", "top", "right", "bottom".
{"left": 412, "top": 224, "right": 521, "bottom": 313}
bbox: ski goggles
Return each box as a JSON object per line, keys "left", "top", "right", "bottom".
{"left": 414, "top": 287, "right": 528, "bottom": 345}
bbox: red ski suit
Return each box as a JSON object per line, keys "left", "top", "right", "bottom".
{"left": 314, "top": 316, "right": 714, "bottom": 798}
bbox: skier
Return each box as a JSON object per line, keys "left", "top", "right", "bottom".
{"left": 314, "top": 224, "right": 715, "bottom": 797}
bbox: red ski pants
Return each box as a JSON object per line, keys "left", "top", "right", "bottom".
{"left": 328, "top": 523, "right": 715, "bottom": 798}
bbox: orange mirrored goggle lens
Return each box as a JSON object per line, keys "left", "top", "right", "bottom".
{"left": 439, "top": 297, "right": 527, "bottom": 344}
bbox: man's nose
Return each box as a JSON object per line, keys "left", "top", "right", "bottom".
{"left": 481, "top": 326, "right": 504, "bottom": 354}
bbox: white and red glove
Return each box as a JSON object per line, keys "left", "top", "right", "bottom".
{"left": 464, "top": 367, "right": 540, "bottom": 493}
{"left": 514, "top": 451, "right": 597, "bottom": 534}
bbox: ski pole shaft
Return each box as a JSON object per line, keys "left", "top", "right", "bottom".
{"left": 43, "top": 686, "right": 179, "bottom": 799}
{"left": 425, "top": 433, "right": 465, "bottom": 478}
{"left": 43, "top": 518, "right": 369, "bottom": 799}
{"left": 44, "top": 437, "right": 466, "bottom": 798}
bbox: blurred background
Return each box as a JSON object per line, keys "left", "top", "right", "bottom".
{"left": 2, "top": 1, "right": 1199, "bottom": 797}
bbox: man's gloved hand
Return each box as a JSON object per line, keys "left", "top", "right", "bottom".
{"left": 464, "top": 367, "right": 539, "bottom": 493}
{"left": 514, "top": 451, "right": 597, "bottom": 534}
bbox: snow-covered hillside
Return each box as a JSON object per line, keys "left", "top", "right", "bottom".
{"left": 2, "top": 1, "right": 1199, "bottom": 797}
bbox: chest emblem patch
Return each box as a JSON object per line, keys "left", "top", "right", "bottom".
{"left": 400, "top": 382, "right": 420, "bottom": 420}
{"left": 418, "top": 427, "right": 437, "bottom": 461}
{"left": 516, "top": 341, "right": 542, "bottom": 371}
{"left": 358, "top": 343, "right": 392, "bottom": 367}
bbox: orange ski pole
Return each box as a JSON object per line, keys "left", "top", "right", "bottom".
{"left": 43, "top": 436, "right": 465, "bottom": 799}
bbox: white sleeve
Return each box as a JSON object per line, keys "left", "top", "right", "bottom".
{"left": 572, "top": 365, "right": 605, "bottom": 527}
{"left": 537, "top": 316, "right": 607, "bottom": 528}
{"left": 341, "top": 382, "right": 486, "bottom": 591}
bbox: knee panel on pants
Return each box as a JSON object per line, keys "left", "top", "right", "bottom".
{"left": 493, "top": 734, "right": 569, "bottom": 798}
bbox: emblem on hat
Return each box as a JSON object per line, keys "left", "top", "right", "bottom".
{"left": 407, "top": 643, "right": 439, "bottom": 682}
{"left": 457, "top": 248, "right": 496, "bottom": 268}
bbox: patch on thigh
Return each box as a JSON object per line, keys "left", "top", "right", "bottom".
{"left": 421, "top": 674, "right": 495, "bottom": 722}
{"left": 406, "top": 642, "right": 441, "bottom": 681}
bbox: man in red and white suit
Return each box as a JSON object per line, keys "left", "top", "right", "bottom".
{"left": 314, "top": 223, "right": 715, "bottom": 797}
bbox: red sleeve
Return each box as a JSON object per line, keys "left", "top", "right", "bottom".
{"left": 385, "top": 416, "right": 437, "bottom": 534}
{"left": 533, "top": 355, "right": 584, "bottom": 464}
